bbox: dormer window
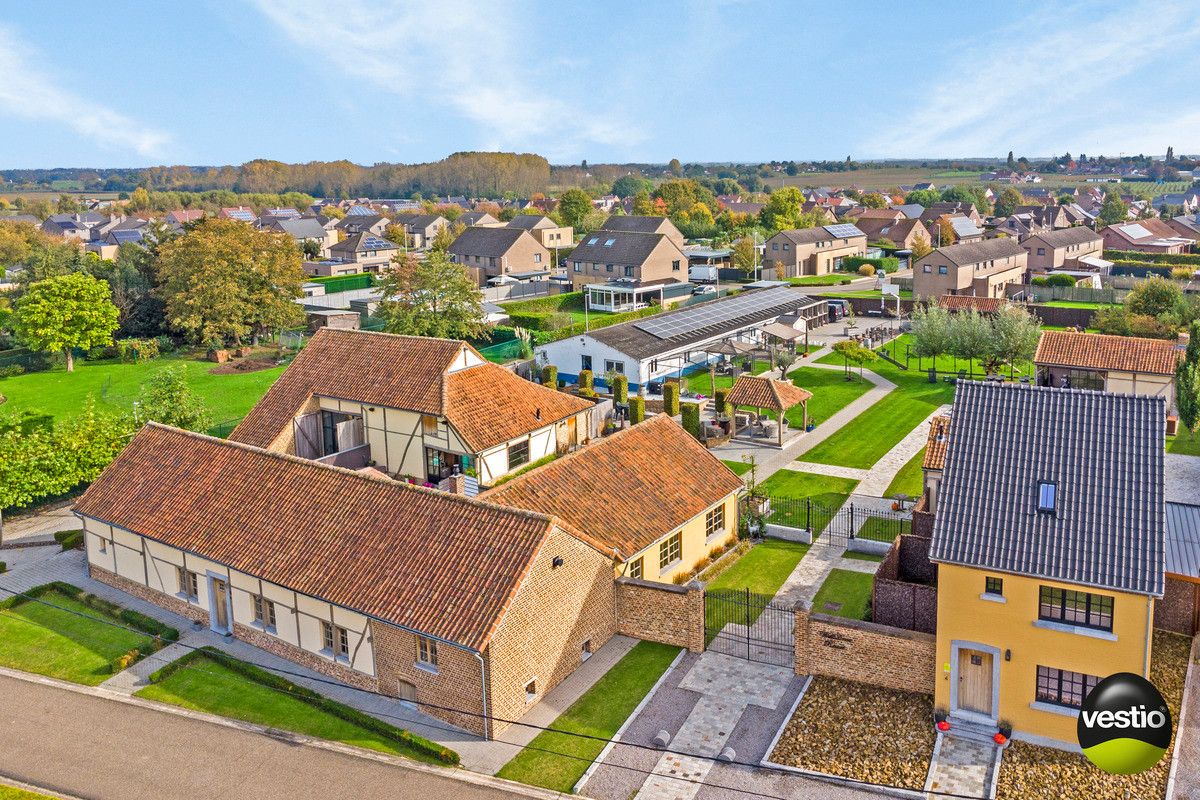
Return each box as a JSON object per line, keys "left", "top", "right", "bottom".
{"left": 1037, "top": 481, "right": 1056, "bottom": 513}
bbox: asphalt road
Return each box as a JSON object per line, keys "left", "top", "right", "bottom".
{"left": 0, "top": 673, "right": 533, "bottom": 800}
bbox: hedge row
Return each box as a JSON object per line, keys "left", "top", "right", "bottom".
{"left": 307, "top": 274, "right": 376, "bottom": 293}
{"left": 527, "top": 306, "right": 661, "bottom": 346}
{"left": 500, "top": 292, "right": 584, "bottom": 315}
{"left": 55, "top": 529, "right": 85, "bottom": 551}
{"left": 1104, "top": 249, "right": 1200, "bottom": 267}
{"left": 842, "top": 255, "right": 901, "bottom": 274}
{"left": 1109, "top": 260, "right": 1181, "bottom": 277}
{"left": 148, "top": 647, "right": 460, "bottom": 765}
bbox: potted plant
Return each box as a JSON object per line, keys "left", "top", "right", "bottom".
{"left": 934, "top": 707, "right": 950, "bottom": 732}
{"left": 995, "top": 720, "right": 1013, "bottom": 746}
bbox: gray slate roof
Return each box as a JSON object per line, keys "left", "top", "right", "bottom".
{"left": 1166, "top": 503, "right": 1200, "bottom": 579}
{"left": 567, "top": 230, "right": 669, "bottom": 267}
{"left": 506, "top": 214, "right": 555, "bottom": 230}
{"left": 1026, "top": 226, "right": 1104, "bottom": 248}
{"left": 932, "top": 237, "right": 1026, "bottom": 267}
{"left": 276, "top": 218, "right": 328, "bottom": 240}
{"left": 599, "top": 215, "right": 677, "bottom": 236}
{"left": 929, "top": 381, "right": 1165, "bottom": 596}
{"left": 447, "top": 226, "right": 530, "bottom": 257}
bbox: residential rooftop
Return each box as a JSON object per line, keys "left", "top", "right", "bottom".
{"left": 1034, "top": 330, "right": 1181, "bottom": 376}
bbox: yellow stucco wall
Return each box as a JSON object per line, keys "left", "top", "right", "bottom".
{"left": 934, "top": 563, "right": 1153, "bottom": 746}
{"left": 615, "top": 495, "right": 738, "bottom": 584}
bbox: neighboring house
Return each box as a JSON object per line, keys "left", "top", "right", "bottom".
{"left": 535, "top": 285, "right": 826, "bottom": 389}
{"left": 262, "top": 217, "right": 337, "bottom": 258}
{"left": 1034, "top": 330, "right": 1180, "bottom": 412}
{"left": 597, "top": 215, "right": 686, "bottom": 249}
{"left": 762, "top": 224, "right": 868, "bottom": 278}
{"left": 219, "top": 206, "right": 256, "bottom": 222}
{"left": 1101, "top": 219, "right": 1194, "bottom": 253}
{"left": 1152, "top": 193, "right": 1200, "bottom": 213}
{"left": 458, "top": 211, "right": 502, "bottom": 227}
{"left": 448, "top": 227, "right": 551, "bottom": 281}
{"left": 506, "top": 214, "right": 573, "bottom": 252}
{"left": 165, "top": 209, "right": 205, "bottom": 226}
{"left": 802, "top": 202, "right": 839, "bottom": 223}
{"left": 336, "top": 214, "right": 391, "bottom": 238}
{"left": 1021, "top": 227, "right": 1105, "bottom": 273}
{"left": 928, "top": 382, "right": 1165, "bottom": 747}
{"left": 41, "top": 212, "right": 106, "bottom": 240}
{"left": 565, "top": 230, "right": 686, "bottom": 290}
{"left": 391, "top": 214, "right": 449, "bottom": 249}
{"left": 948, "top": 216, "right": 984, "bottom": 243}
{"left": 847, "top": 208, "right": 905, "bottom": 223}
{"left": 912, "top": 238, "right": 1028, "bottom": 300}
{"left": 853, "top": 217, "right": 930, "bottom": 250}
{"left": 920, "top": 202, "right": 982, "bottom": 226}
{"left": 327, "top": 232, "right": 398, "bottom": 273}
{"left": 936, "top": 295, "right": 1005, "bottom": 314}
{"left": 75, "top": 423, "right": 617, "bottom": 740}
{"left": 1167, "top": 214, "right": 1200, "bottom": 243}
{"left": 229, "top": 328, "right": 593, "bottom": 485}
{"left": 890, "top": 203, "right": 925, "bottom": 219}
{"left": 483, "top": 415, "right": 743, "bottom": 585}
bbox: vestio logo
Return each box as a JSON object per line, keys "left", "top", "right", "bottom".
{"left": 1077, "top": 672, "right": 1172, "bottom": 774}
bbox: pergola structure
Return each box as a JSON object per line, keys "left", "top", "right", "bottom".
{"left": 725, "top": 374, "right": 813, "bottom": 447}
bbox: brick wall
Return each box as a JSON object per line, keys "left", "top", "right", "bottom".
{"left": 90, "top": 564, "right": 209, "bottom": 626}
{"left": 615, "top": 577, "right": 705, "bottom": 652}
{"left": 795, "top": 607, "right": 936, "bottom": 694}
{"left": 911, "top": 507, "right": 934, "bottom": 537}
{"left": 1154, "top": 577, "right": 1198, "bottom": 636}
{"left": 373, "top": 622, "right": 488, "bottom": 737}
{"left": 485, "top": 527, "right": 617, "bottom": 738}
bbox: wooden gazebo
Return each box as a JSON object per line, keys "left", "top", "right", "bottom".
{"left": 725, "top": 374, "right": 813, "bottom": 446}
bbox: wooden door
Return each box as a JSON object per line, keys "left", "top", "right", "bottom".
{"left": 212, "top": 578, "right": 229, "bottom": 632}
{"left": 958, "top": 649, "right": 993, "bottom": 716}
{"left": 396, "top": 680, "right": 417, "bottom": 703}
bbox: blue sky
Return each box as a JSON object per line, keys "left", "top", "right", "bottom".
{"left": 2, "top": 0, "right": 1198, "bottom": 169}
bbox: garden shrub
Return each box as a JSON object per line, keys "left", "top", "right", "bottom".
{"left": 681, "top": 402, "right": 701, "bottom": 438}
{"left": 578, "top": 369, "right": 593, "bottom": 391}
{"left": 148, "top": 647, "right": 460, "bottom": 765}
{"left": 611, "top": 374, "right": 628, "bottom": 403}
{"left": 843, "top": 255, "right": 900, "bottom": 274}
{"left": 662, "top": 382, "right": 680, "bottom": 416}
{"left": 1032, "top": 274, "right": 1077, "bottom": 287}
{"left": 155, "top": 335, "right": 178, "bottom": 354}
{"left": 0, "top": 562, "right": 6, "bottom": 574}
{"left": 629, "top": 395, "right": 645, "bottom": 424}
{"left": 540, "top": 364, "right": 557, "bottom": 387}
{"left": 116, "top": 338, "right": 160, "bottom": 362}
{"left": 54, "top": 529, "right": 85, "bottom": 551}
{"left": 0, "top": 364, "right": 25, "bottom": 378}
{"left": 544, "top": 312, "right": 575, "bottom": 331}
{"left": 1105, "top": 249, "right": 1200, "bottom": 267}
{"left": 714, "top": 388, "right": 733, "bottom": 418}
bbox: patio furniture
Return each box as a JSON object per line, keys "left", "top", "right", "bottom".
{"left": 725, "top": 374, "right": 813, "bottom": 447}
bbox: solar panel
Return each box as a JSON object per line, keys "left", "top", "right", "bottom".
{"left": 266, "top": 207, "right": 301, "bottom": 218}
{"left": 824, "top": 223, "right": 865, "bottom": 239}
{"left": 633, "top": 285, "right": 805, "bottom": 340}
{"left": 360, "top": 236, "right": 394, "bottom": 250}
{"left": 347, "top": 206, "right": 375, "bottom": 216}
{"left": 227, "top": 209, "right": 254, "bottom": 221}
{"left": 1120, "top": 223, "right": 1150, "bottom": 239}
{"left": 110, "top": 229, "right": 143, "bottom": 243}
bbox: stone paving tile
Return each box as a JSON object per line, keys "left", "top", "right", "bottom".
{"left": 780, "top": 461, "right": 869, "bottom": 481}
{"left": 834, "top": 557, "right": 880, "bottom": 575}
{"left": 774, "top": 544, "right": 843, "bottom": 608}
{"left": 99, "top": 635, "right": 210, "bottom": 694}
{"left": 925, "top": 733, "right": 997, "bottom": 798}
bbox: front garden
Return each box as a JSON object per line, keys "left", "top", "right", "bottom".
{"left": 883, "top": 447, "right": 925, "bottom": 498}
{"left": 811, "top": 569, "right": 873, "bottom": 621}
{"left": 769, "top": 676, "right": 934, "bottom": 791}
{"left": 702, "top": 538, "right": 810, "bottom": 635}
{"left": 687, "top": 363, "right": 873, "bottom": 430}
{"left": 496, "top": 640, "right": 680, "bottom": 792}
{"left": 758, "top": 470, "right": 859, "bottom": 531}
{"left": 0, "top": 582, "right": 178, "bottom": 686}
{"left": 135, "top": 647, "right": 458, "bottom": 765}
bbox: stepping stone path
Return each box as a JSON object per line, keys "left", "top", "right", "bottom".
{"left": 924, "top": 733, "right": 999, "bottom": 798}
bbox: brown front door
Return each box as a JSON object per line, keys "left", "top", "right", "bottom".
{"left": 211, "top": 578, "right": 230, "bottom": 632}
{"left": 958, "top": 649, "right": 993, "bottom": 716}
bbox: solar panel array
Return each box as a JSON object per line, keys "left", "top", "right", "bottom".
{"left": 266, "top": 207, "right": 301, "bottom": 219}
{"left": 346, "top": 205, "right": 375, "bottom": 216}
{"left": 110, "top": 229, "right": 143, "bottom": 243}
{"left": 824, "top": 223, "right": 865, "bottom": 239}
{"left": 359, "top": 235, "right": 395, "bottom": 250}
{"left": 1120, "top": 223, "right": 1151, "bottom": 239}
{"left": 227, "top": 209, "right": 255, "bottom": 221}
{"left": 633, "top": 285, "right": 804, "bottom": 340}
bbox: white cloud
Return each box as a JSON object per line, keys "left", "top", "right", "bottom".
{"left": 862, "top": 0, "right": 1200, "bottom": 158}
{"left": 249, "top": 0, "right": 637, "bottom": 161}
{"left": 0, "top": 26, "right": 171, "bottom": 160}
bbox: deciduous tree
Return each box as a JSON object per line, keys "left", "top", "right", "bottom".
{"left": 375, "top": 251, "right": 486, "bottom": 341}
{"left": 556, "top": 189, "right": 594, "bottom": 229}
{"left": 15, "top": 273, "right": 119, "bottom": 372}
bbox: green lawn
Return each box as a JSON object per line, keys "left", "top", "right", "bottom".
{"left": 688, "top": 364, "right": 873, "bottom": 431}
{"left": 1168, "top": 435, "right": 1200, "bottom": 456}
{"left": 856, "top": 515, "right": 909, "bottom": 544}
{"left": 0, "top": 591, "right": 160, "bottom": 685}
{"left": 787, "top": 274, "right": 855, "bottom": 286}
{"left": 496, "top": 641, "right": 679, "bottom": 791}
{"left": 0, "top": 354, "right": 284, "bottom": 428}
{"left": 704, "top": 539, "right": 811, "bottom": 635}
{"left": 136, "top": 653, "right": 446, "bottom": 763}
{"left": 0, "top": 786, "right": 58, "bottom": 800}
{"left": 812, "top": 569, "right": 874, "bottom": 621}
{"left": 874, "top": 335, "right": 1035, "bottom": 380}
{"left": 759, "top": 470, "right": 859, "bottom": 531}
{"left": 721, "top": 459, "right": 753, "bottom": 476}
{"left": 684, "top": 360, "right": 771, "bottom": 396}
{"left": 884, "top": 447, "right": 925, "bottom": 498}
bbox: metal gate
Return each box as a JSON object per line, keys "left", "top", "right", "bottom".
{"left": 704, "top": 588, "right": 794, "bottom": 667}
{"left": 761, "top": 497, "right": 911, "bottom": 548}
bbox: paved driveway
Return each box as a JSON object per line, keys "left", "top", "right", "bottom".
{"left": 0, "top": 672, "right": 538, "bottom": 800}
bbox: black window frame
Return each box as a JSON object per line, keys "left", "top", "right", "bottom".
{"left": 984, "top": 576, "right": 1003, "bottom": 596}
{"left": 1038, "top": 586, "right": 1113, "bottom": 631}
{"left": 1035, "top": 664, "right": 1100, "bottom": 709}
{"left": 508, "top": 438, "right": 531, "bottom": 468}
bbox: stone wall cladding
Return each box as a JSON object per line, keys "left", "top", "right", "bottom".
{"left": 1155, "top": 577, "right": 1197, "bottom": 636}
{"left": 794, "top": 607, "right": 936, "bottom": 694}
{"left": 372, "top": 622, "right": 488, "bottom": 737}
{"left": 232, "top": 622, "right": 377, "bottom": 694}
{"left": 90, "top": 564, "right": 209, "bottom": 625}
{"left": 911, "top": 508, "right": 935, "bottom": 538}
{"left": 486, "top": 527, "right": 618, "bottom": 738}
{"left": 614, "top": 577, "right": 705, "bottom": 652}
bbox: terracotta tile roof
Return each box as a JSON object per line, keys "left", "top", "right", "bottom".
{"left": 725, "top": 374, "right": 812, "bottom": 411}
{"left": 937, "top": 295, "right": 1004, "bottom": 313}
{"left": 75, "top": 424, "right": 578, "bottom": 650}
{"left": 481, "top": 415, "right": 743, "bottom": 560}
{"left": 444, "top": 363, "right": 592, "bottom": 452}
{"left": 231, "top": 329, "right": 464, "bottom": 447}
{"left": 1034, "top": 330, "right": 1181, "bottom": 376}
{"left": 923, "top": 415, "right": 951, "bottom": 470}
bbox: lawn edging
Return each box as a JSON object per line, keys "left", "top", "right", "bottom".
{"left": 146, "top": 646, "right": 459, "bottom": 766}
{"left": 1, "top": 581, "right": 179, "bottom": 673}
{"left": 572, "top": 646, "right": 687, "bottom": 794}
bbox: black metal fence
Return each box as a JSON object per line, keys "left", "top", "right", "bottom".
{"left": 704, "top": 587, "right": 794, "bottom": 667}
{"left": 764, "top": 497, "right": 911, "bottom": 548}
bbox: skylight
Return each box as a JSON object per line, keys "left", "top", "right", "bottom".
{"left": 587, "top": 237, "right": 599, "bottom": 245}
{"left": 1037, "top": 481, "right": 1056, "bottom": 512}
{"left": 603, "top": 239, "right": 615, "bottom": 247}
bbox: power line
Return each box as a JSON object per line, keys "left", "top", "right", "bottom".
{"left": 0, "top": 580, "right": 988, "bottom": 799}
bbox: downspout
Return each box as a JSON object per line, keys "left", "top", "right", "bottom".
{"left": 1144, "top": 598, "right": 1154, "bottom": 678}
{"left": 473, "top": 650, "right": 490, "bottom": 740}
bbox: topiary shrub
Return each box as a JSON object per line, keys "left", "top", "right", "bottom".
{"left": 54, "top": 529, "right": 85, "bottom": 551}
{"left": 663, "top": 382, "right": 680, "bottom": 416}
{"left": 611, "top": 374, "right": 628, "bottom": 403}
{"left": 540, "top": 364, "right": 557, "bottom": 387}
{"left": 578, "top": 369, "right": 593, "bottom": 391}
{"left": 857, "top": 263, "right": 875, "bottom": 277}
{"left": 714, "top": 388, "right": 733, "bottom": 418}
{"left": 629, "top": 396, "right": 645, "bottom": 424}
{"left": 681, "top": 402, "right": 701, "bottom": 438}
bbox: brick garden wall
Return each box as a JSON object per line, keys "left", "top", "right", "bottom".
{"left": 1154, "top": 577, "right": 1198, "bottom": 636}
{"left": 615, "top": 577, "right": 705, "bottom": 653}
{"left": 872, "top": 536, "right": 937, "bottom": 634}
{"left": 794, "top": 607, "right": 936, "bottom": 694}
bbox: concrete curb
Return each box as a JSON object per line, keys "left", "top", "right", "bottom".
{"left": 1165, "top": 636, "right": 1199, "bottom": 800}
{"left": 0, "top": 665, "right": 580, "bottom": 800}
{"left": 0, "top": 773, "right": 88, "bottom": 800}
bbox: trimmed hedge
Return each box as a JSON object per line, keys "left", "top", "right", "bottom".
{"left": 714, "top": 388, "right": 733, "bottom": 418}
{"left": 54, "top": 529, "right": 85, "bottom": 551}
{"left": 525, "top": 306, "right": 661, "bottom": 346}
{"left": 578, "top": 369, "right": 593, "bottom": 391}
{"left": 681, "top": 402, "right": 701, "bottom": 439}
{"left": 540, "top": 364, "right": 557, "bottom": 387}
{"left": 663, "top": 383, "right": 680, "bottom": 416}
{"left": 0, "top": 562, "right": 6, "bottom": 574}
{"left": 148, "top": 647, "right": 460, "bottom": 765}
{"left": 611, "top": 374, "right": 629, "bottom": 403}
{"left": 1032, "top": 274, "right": 1078, "bottom": 287}
{"left": 1109, "top": 260, "right": 1178, "bottom": 278}
{"left": 1104, "top": 249, "right": 1200, "bottom": 267}
{"left": 629, "top": 396, "right": 645, "bottom": 424}
{"left": 842, "top": 255, "right": 901, "bottom": 274}
{"left": 307, "top": 274, "right": 376, "bottom": 293}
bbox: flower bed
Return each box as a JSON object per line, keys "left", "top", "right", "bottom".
{"left": 770, "top": 676, "right": 934, "bottom": 790}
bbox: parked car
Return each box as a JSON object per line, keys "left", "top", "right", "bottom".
{"left": 827, "top": 298, "right": 849, "bottom": 321}
{"left": 693, "top": 285, "right": 718, "bottom": 296}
